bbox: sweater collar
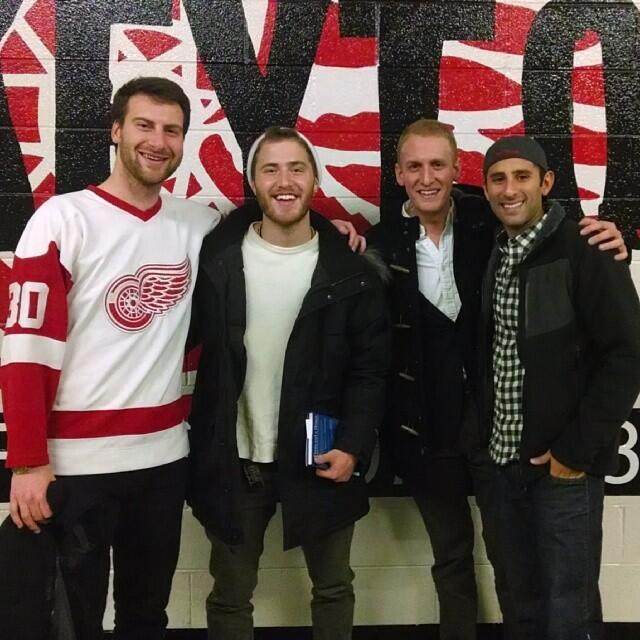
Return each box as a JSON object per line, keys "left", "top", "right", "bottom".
{"left": 87, "top": 185, "right": 162, "bottom": 221}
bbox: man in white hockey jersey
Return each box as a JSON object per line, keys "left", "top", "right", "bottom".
{"left": 0, "top": 77, "right": 219, "bottom": 640}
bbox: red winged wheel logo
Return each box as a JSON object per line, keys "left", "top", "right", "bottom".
{"left": 105, "top": 258, "right": 192, "bottom": 332}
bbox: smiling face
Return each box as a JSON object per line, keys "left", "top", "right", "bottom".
{"left": 111, "top": 93, "right": 184, "bottom": 188}
{"left": 483, "top": 158, "right": 554, "bottom": 237}
{"left": 251, "top": 138, "right": 318, "bottom": 230}
{"left": 395, "top": 133, "right": 459, "bottom": 223}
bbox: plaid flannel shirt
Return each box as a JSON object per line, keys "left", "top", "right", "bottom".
{"left": 489, "top": 216, "right": 546, "bottom": 465}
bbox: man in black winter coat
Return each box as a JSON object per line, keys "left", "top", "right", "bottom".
{"left": 367, "top": 119, "right": 627, "bottom": 640}
{"left": 188, "top": 126, "right": 390, "bottom": 640}
{"left": 479, "top": 136, "right": 640, "bottom": 640}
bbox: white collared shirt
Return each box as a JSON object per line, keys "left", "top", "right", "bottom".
{"left": 402, "top": 200, "right": 461, "bottom": 322}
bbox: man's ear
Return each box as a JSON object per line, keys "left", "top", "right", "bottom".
{"left": 541, "top": 170, "right": 555, "bottom": 196}
{"left": 111, "top": 120, "right": 121, "bottom": 145}
{"left": 249, "top": 180, "right": 257, "bottom": 195}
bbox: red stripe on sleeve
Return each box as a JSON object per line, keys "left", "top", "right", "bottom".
{"left": 2, "top": 362, "right": 61, "bottom": 467}
{"left": 2, "top": 240, "right": 70, "bottom": 468}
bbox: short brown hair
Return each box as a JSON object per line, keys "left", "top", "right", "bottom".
{"left": 249, "top": 126, "right": 319, "bottom": 180}
{"left": 396, "top": 119, "right": 457, "bottom": 161}
{"left": 111, "top": 77, "right": 191, "bottom": 134}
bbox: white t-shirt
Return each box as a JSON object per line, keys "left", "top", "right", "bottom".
{"left": 237, "top": 222, "right": 319, "bottom": 462}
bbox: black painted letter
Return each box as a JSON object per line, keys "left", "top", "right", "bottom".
{"left": 0, "top": 0, "right": 35, "bottom": 249}
{"left": 183, "top": 0, "right": 330, "bottom": 193}
{"left": 522, "top": 0, "right": 640, "bottom": 239}
{"left": 377, "top": 1, "right": 495, "bottom": 205}
{"left": 55, "top": 1, "right": 172, "bottom": 193}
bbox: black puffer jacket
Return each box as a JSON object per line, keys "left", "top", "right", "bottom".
{"left": 367, "top": 190, "right": 497, "bottom": 478}
{"left": 187, "top": 204, "right": 391, "bottom": 550}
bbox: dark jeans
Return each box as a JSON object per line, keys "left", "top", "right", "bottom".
{"left": 407, "top": 448, "right": 507, "bottom": 640}
{"left": 206, "top": 462, "right": 356, "bottom": 640}
{"left": 0, "top": 459, "right": 187, "bottom": 640}
{"left": 492, "top": 463, "right": 604, "bottom": 640}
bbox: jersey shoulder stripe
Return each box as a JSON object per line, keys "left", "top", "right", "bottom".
{"left": 2, "top": 334, "right": 65, "bottom": 368}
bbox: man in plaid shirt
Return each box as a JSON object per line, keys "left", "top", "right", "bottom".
{"left": 480, "top": 136, "right": 640, "bottom": 640}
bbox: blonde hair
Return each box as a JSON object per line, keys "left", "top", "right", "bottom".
{"left": 396, "top": 119, "right": 457, "bottom": 161}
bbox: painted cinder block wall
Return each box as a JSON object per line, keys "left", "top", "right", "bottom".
{"left": 1, "top": 0, "right": 639, "bottom": 629}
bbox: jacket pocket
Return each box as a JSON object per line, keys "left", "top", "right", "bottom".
{"left": 525, "top": 259, "right": 574, "bottom": 337}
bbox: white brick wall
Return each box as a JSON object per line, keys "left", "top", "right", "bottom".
{"left": 120, "top": 489, "right": 640, "bottom": 628}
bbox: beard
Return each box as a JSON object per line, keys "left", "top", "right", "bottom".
{"left": 118, "top": 141, "right": 181, "bottom": 188}
{"left": 255, "top": 186, "right": 315, "bottom": 229}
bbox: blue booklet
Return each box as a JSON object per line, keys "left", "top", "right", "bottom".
{"left": 305, "top": 412, "right": 338, "bottom": 468}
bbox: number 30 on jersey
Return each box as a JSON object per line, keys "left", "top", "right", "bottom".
{"left": 5, "top": 281, "right": 49, "bottom": 330}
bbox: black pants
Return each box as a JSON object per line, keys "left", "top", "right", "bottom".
{"left": 407, "top": 448, "right": 506, "bottom": 640}
{"left": 0, "top": 458, "right": 187, "bottom": 640}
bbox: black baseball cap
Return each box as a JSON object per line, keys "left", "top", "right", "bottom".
{"left": 483, "top": 136, "right": 549, "bottom": 178}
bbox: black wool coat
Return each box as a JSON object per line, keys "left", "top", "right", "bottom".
{"left": 367, "top": 189, "right": 497, "bottom": 479}
{"left": 187, "top": 204, "right": 391, "bottom": 550}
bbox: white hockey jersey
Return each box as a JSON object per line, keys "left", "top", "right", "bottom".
{"left": 1, "top": 186, "right": 219, "bottom": 475}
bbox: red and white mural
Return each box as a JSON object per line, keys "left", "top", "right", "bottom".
{"left": 2, "top": 1, "right": 637, "bottom": 232}
{"left": 0, "top": 0, "right": 639, "bottom": 494}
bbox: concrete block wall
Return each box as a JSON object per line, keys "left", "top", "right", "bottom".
{"left": 1, "top": 491, "right": 640, "bottom": 628}
{"left": 1, "top": 0, "right": 640, "bottom": 630}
